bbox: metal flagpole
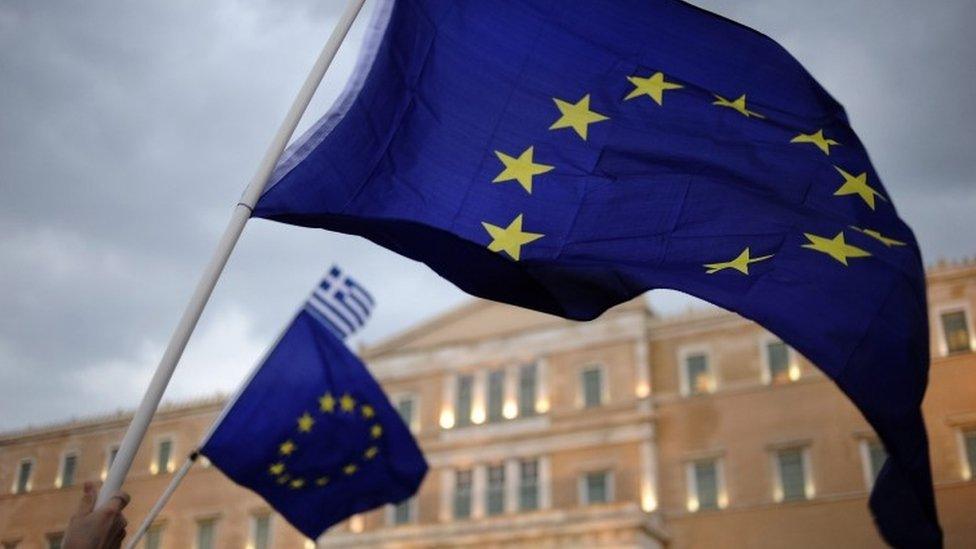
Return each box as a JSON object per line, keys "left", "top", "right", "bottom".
{"left": 123, "top": 453, "right": 199, "bottom": 549}
{"left": 96, "top": 0, "right": 368, "bottom": 508}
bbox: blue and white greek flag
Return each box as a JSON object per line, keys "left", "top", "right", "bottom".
{"left": 304, "top": 266, "right": 375, "bottom": 339}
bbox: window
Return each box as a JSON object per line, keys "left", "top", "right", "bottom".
{"left": 392, "top": 497, "right": 413, "bottom": 525}
{"left": 453, "top": 469, "right": 473, "bottom": 519}
{"left": 775, "top": 448, "right": 811, "bottom": 501}
{"left": 519, "top": 459, "right": 539, "bottom": 511}
{"left": 518, "top": 363, "right": 538, "bottom": 417}
{"left": 145, "top": 525, "right": 163, "bottom": 549}
{"left": 765, "top": 341, "right": 795, "bottom": 384}
{"left": 46, "top": 534, "right": 63, "bottom": 549}
{"left": 683, "top": 353, "right": 713, "bottom": 395}
{"left": 154, "top": 438, "right": 173, "bottom": 475}
{"left": 581, "top": 470, "right": 612, "bottom": 505}
{"left": 487, "top": 369, "right": 505, "bottom": 423}
{"left": 59, "top": 453, "right": 78, "bottom": 488}
{"left": 687, "top": 459, "right": 720, "bottom": 511}
{"left": 395, "top": 395, "right": 417, "bottom": 432}
{"left": 941, "top": 310, "right": 972, "bottom": 354}
{"left": 486, "top": 464, "right": 505, "bottom": 515}
{"left": 250, "top": 514, "right": 271, "bottom": 549}
{"left": 103, "top": 445, "right": 120, "bottom": 479}
{"left": 963, "top": 429, "right": 976, "bottom": 481}
{"left": 456, "top": 375, "right": 473, "bottom": 427}
{"left": 860, "top": 439, "right": 887, "bottom": 489}
{"left": 581, "top": 366, "right": 604, "bottom": 408}
{"left": 14, "top": 459, "right": 33, "bottom": 494}
{"left": 195, "top": 518, "right": 216, "bottom": 549}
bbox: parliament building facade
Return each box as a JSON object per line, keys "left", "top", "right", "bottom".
{"left": 2, "top": 260, "right": 975, "bottom": 548}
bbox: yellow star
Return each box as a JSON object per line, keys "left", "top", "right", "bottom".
{"left": 481, "top": 214, "right": 544, "bottom": 261}
{"left": 268, "top": 462, "right": 285, "bottom": 476}
{"left": 833, "top": 166, "right": 886, "bottom": 209}
{"left": 802, "top": 231, "right": 871, "bottom": 265}
{"left": 315, "top": 476, "right": 330, "bottom": 486}
{"left": 276, "top": 474, "right": 290, "bottom": 485}
{"left": 370, "top": 424, "right": 383, "bottom": 439}
{"left": 791, "top": 129, "right": 839, "bottom": 155}
{"left": 492, "top": 146, "right": 554, "bottom": 194}
{"left": 625, "top": 72, "right": 683, "bottom": 106}
{"left": 289, "top": 478, "right": 305, "bottom": 489}
{"left": 850, "top": 226, "right": 906, "bottom": 248}
{"left": 703, "top": 247, "right": 774, "bottom": 275}
{"left": 712, "top": 93, "right": 765, "bottom": 118}
{"left": 318, "top": 392, "right": 336, "bottom": 413}
{"left": 343, "top": 464, "right": 358, "bottom": 475}
{"left": 364, "top": 446, "right": 379, "bottom": 460}
{"left": 549, "top": 94, "right": 608, "bottom": 140}
{"left": 297, "top": 412, "right": 315, "bottom": 433}
{"left": 340, "top": 393, "right": 356, "bottom": 412}
{"left": 279, "top": 440, "right": 296, "bottom": 456}
{"left": 360, "top": 405, "right": 375, "bottom": 419}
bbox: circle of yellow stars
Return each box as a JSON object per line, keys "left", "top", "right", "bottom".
{"left": 266, "top": 391, "right": 384, "bottom": 491}
{"left": 476, "top": 67, "right": 904, "bottom": 273}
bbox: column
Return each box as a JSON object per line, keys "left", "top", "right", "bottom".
{"left": 472, "top": 464, "right": 487, "bottom": 518}
{"left": 439, "top": 374, "right": 456, "bottom": 429}
{"left": 439, "top": 468, "right": 453, "bottom": 522}
{"left": 639, "top": 439, "right": 659, "bottom": 512}
{"left": 504, "top": 458, "right": 520, "bottom": 513}
{"left": 539, "top": 455, "right": 552, "bottom": 510}
{"left": 535, "top": 358, "right": 550, "bottom": 414}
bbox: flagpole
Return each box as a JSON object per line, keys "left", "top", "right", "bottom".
{"left": 123, "top": 453, "right": 199, "bottom": 549}
{"left": 96, "top": 0, "right": 368, "bottom": 508}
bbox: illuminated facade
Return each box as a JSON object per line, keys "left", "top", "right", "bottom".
{"left": 2, "top": 259, "right": 975, "bottom": 548}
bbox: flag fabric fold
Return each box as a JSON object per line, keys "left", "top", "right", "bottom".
{"left": 200, "top": 269, "right": 426, "bottom": 539}
{"left": 254, "top": 1, "right": 940, "bottom": 544}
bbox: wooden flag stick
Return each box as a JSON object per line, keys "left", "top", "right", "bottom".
{"left": 97, "top": 0, "right": 367, "bottom": 508}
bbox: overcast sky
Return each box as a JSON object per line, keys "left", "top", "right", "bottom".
{"left": 1, "top": 0, "right": 974, "bottom": 431}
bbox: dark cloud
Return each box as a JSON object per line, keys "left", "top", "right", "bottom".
{"left": 1, "top": 0, "right": 973, "bottom": 430}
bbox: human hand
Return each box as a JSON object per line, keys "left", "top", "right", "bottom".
{"left": 63, "top": 482, "right": 130, "bottom": 549}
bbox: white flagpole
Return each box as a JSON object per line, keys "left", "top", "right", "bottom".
{"left": 97, "top": 0, "right": 368, "bottom": 508}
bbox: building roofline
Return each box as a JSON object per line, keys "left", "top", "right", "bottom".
{"left": 0, "top": 393, "right": 228, "bottom": 443}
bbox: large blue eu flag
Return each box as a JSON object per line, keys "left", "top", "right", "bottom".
{"left": 200, "top": 269, "right": 426, "bottom": 538}
{"left": 254, "top": 1, "right": 939, "bottom": 544}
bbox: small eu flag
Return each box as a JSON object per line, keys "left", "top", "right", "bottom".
{"left": 200, "top": 269, "right": 426, "bottom": 539}
{"left": 254, "top": 1, "right": 939, "bottom": 545}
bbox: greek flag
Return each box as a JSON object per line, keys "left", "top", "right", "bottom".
{"left": 304, "top": 266, "right": 375, "bottom": 339}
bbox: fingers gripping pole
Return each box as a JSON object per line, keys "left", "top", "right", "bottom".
{"left": 96, "top": 0, "right": 368, "bottom": 508}
{"left": 124, "top": 454, "right": 198, "bottom": 549}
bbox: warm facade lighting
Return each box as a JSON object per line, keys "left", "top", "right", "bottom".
{"left": 502, "top": 400, "right": 518, "bottom": 419}
{"left": 349, "top": 514, "right": 364, "bottom": 533}
{"left": 788, "top": 363, "right": 801, "bottom": 381}
{"left": 635, "top": 382, "right": 650, "bottom": 398}
{"left": 304, "top": 540, "right": 317, "bottom": 549}
{"left": 718, "top": 491, "right": 729, "bottom": 509}
{"left": 641, "top": 488, "right": 658, "bottom": 512}
{"left": 439, "top": 409, "right": 455, "bottom": 429}
{"left": 149, "top": 462, "right": 159, "bottom": 475}
{"left": 535, "top": 398, "right": 550, "bottom": 414}
{"left": 804, "top": 476, "right": 816, "bottom": 499}
{"left": 686, "top": 496, "right": 699, "bottom": 512}
{"left": 470, "top": 406, "right": 486, "bottom": 425}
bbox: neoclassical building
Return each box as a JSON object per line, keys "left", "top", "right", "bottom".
{"left": 2, "top": 259, "right": 975, "bottom": 548}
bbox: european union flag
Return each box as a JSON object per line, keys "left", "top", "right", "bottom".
{"left": 200, "top": 271, "right": 426, "bottom": 538}
{"left": 255, "top": 1, "right": 939, "bottom": 544}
